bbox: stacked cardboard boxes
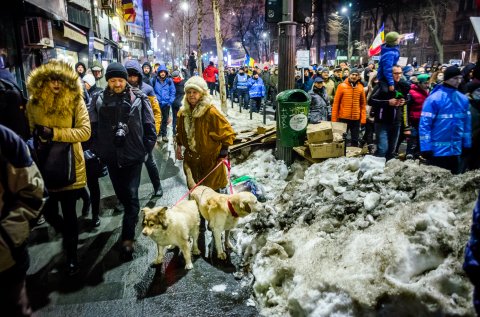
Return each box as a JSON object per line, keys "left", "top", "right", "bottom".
{"left": 306, "top": 121, "right": 348, "bottom": 159}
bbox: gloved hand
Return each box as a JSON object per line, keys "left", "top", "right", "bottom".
{"left": 35, "top": 124, "right": 53, "bottom": 140}
{"left": 420, "top": 151, "right": 433, "bottom": 160}
{"left": 218, "top": 147, "right": 229, "bottom": 160}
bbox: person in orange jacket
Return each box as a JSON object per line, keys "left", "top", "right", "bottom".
{"left": 331, "top": 68, "right": 367, "bottom": 147}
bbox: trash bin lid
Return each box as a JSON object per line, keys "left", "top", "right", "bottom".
{"left": 276, "top": 89, "right": 311, "bottom": 102}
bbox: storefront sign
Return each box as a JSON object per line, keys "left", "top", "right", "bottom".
{"left": 64, "top": 24, "right": 87, "bottom": 45}
{"left": 94, "top": 38, "right": 105, "bottom": 51}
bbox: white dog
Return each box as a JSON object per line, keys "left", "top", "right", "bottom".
{"left": 142, "top": 200, "right": 200, "bottom": 269}
{"left": 190, "top": 185, "right": 258, "bottom": 260}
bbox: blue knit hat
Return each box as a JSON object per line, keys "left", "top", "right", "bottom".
{"left": 403, "top": 65, "right": 413, "bottom": 75}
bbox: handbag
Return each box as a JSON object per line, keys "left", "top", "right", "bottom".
{"left": 37, "top": 141, "right": 76, "bottom": 189}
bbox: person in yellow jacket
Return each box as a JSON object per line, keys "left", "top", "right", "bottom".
{"left": 331, "top": 68, "right": 367, "bottom": 147}
{"left": 175, "top": 76, "right": 236, "bottom": 191}
{"left": 26, "top": 59, "right": 91, "bottom": 276}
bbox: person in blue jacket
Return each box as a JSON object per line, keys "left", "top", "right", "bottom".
{"left": 233, "top": 67, "right": 250, "bottom": 109}
{"left": 419, "top": 66, "right": 472, "bottom": 174}
{"left": 247, "top": 71, "right": 265, "bottom": 113}
{"left": 377, "top": 31, "right": 401, "bottom": 94}
{"left": 464, "top": 193, "right": 480, "bottom": 315}
{"left": 151, "top": 65, "right": 176, "bottom": 142}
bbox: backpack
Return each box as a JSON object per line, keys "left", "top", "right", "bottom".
{"left": 0, "top": 78, "right": 30, "bottom": 139}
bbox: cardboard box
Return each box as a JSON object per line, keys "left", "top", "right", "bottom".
{"left": 307, "top": 121, "right": 348, "bottom": 144}
{"left": 309, "top": 141, "right": 345, "bottom": 159}
{"left": 307, "top": 122, "right": 333, "bottom": 143}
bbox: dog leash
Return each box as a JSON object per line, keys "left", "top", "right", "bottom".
{"left": 174, "top": 158, "right": 232, "bottom": 206}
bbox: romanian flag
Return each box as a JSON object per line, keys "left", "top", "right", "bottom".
{"left": 368, "top": 24, "right": 384, "bottom": 57}
{"left": 122, "top": 0, "right": 136, "bottom": 23}
{"left": 244, "top": 55, "right": 255, "bottom": 67}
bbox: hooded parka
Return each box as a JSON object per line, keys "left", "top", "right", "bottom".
{"left": 26, "top": 60, "right": 91, "bottom": 191}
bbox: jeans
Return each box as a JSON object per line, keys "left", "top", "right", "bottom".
{"left": 406, "top": 125, "right": 420, "bottom": 157}
{"left": 237, "top": 90, "right": 249, "bottom": 109}
{"left": 249, "top": 97, "right": 262, "bottom": 112}
{"left": 207, "top": 82, "right": 215, "bottom": 95}
{"left": 160, "top": 105, "right": 170, "bottom": 137}
{"left": 107, "top": 163, "right": 142, "bottom": 241}
{"left": 144, "top": 151, "right": 161, "bottom": 191}
{"left": 375, "top": 122, "right": 401, "bottom": 160}
{"left": 339, "top": 119, "right": 360, "bottom": 147}
{"left": 43, "top": 189, "right": 82, "bottom": 263}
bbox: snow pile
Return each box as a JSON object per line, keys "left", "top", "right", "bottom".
{"left": 233, "top": 153, "right": 480, "bottom": 316}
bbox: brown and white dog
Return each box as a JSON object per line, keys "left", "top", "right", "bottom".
{"left": 142, "top": 200, "right": 200, "bottom": 269}
{"left": 190, "top": 185, "right": 259, "bottom": 260}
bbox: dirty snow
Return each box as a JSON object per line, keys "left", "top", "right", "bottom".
{"left": 229, "top": 152, "right": 479, "bottom": 316}
{"left": 211, "top": 284, "right": 227, "bottom": 292}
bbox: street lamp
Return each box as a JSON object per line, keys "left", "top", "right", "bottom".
{"left": 340, "top": 6, "right": 352, "bottom": 65}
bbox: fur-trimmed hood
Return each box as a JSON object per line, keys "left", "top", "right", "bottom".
{"left": 180, "top": 93, "right": 214, "bottom": 152}
{"left": 26, "top": 59, "right": 84, "bottom": 117}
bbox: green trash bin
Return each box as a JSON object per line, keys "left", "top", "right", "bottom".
{"left": 276, "top": 89, "right": 311, "bottom": 147}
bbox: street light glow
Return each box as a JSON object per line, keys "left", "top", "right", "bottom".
{"left": 164, "top": 13, "right": 170, "bottom": 18}
{"left": 341, "top": 7, "right": 348, "bottom": 14}
{"left": 262, "top": 32, "right": 267, "bottom": 38}
{"left": 181, "top": 2, "right": 188, "bottom": 11}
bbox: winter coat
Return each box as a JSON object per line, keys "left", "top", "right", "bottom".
{"left": 176, "top": 94, "right": 236, "bottom": 190}
{"left": 302, "top": 76, "right": 314, "bottom": 93}
{"left": 377, "top": 44, "right": 400, "bottom": 87}
{"left": 75, "top": 62, "right": 86, "bottom": 78}
{"left": 419, "top": 84, "right": 472, "bottom": 156}
{"left": 26, "top": 60, "right": 91, "bottom": 191}
{"left": 188, "top": 55, "right": 197, "bottom": 70}
{"left": 270, "top": 72, "right": 278, "bottom": 89}
{"left": 463, "top": 193, "right": 480, "bottom": 303}
{"left": 234, "top": 73, "right": 249, "bottom": 91}
{"left": 151, "top": 65, "right": 175, "bottom": 108}
{"left": 459, "top": 63, "right": 476, "bottom": 94}
{"left": 368, "top": 79, "right": 411, "bottom": 125}
{"left": 91, "top": 60, "right": 107, "bottom": 89}
{"left": 0, "top": 125, "right": 44, "bottom": 272}
{"left": 261, "top": 72, "right": 271, "bottom": 87}
{"left": 203, "top": 65, "right": 218, "bottom": 83}
{"left": 323, "top": 78, "right": 336, "bottom": 103}
{"left": 331, "top": 79, "right": 366, "bottom": 124}
{"left": 227, "top": 73, "right": 236, "bottom": 88}
{"left": 308, "top": 86, "right": 330, "bottom": 123}
{"left": 0, "top": 77, "right": 29, "bottom": 140}
{"left": 173, "top": 77, "right": 185, "bottom": 109}
{"left": 247, "top": 77, "right": 266, "bottom": 98}
{"left": 407, "top": 83, "right": 429, "bottom": 128}
{"left": 92, "top": 85, "right": 156, "bottom": 167}
{"left": 468, "top": 84, "right": 480, "bottom": 169}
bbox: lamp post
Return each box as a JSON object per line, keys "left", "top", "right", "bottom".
{"left": 340, "top": 6, "right": 352, "bottom": 65}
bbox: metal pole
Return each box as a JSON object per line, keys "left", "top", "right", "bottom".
{"left": 276, "top": 0, "right": 296, "bottom": 165}
{"left": 347, "top": 16, "right": 351, "bottom": 65}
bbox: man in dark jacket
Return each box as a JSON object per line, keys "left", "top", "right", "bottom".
{"left": 188, "top": 52, "right": 197, "bottom": 77}
{"left": 142, "top": 62, "right": 153, "bottom": 86}
{"left": 0, "top": 125, "right": 44, "bottom": 317}
{"left": 171, "top": 71, "right": 185, "bottom": 136}
{"left": 0, "top": 56, "right": 29, "bottom": 140}
{"left": 369, "top": 65, "right": 410, "bottom": 160}
{"left": 125, "top": 60, "right": 163, "bottom": 197}
{"left": 464, "top": 193, "right": 480, "bottom": 315}
{"left": 92, "top": 63, "right": 156, "bottom": 260}
{"left": 75, "top": 61, "right": 86, "bottom": 78}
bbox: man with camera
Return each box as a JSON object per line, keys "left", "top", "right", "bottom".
{"left": 369, "top": 65, "right": 410, "bottom": 160}
{"left": 91, "top": 62, "right": 156, "bottom": 260}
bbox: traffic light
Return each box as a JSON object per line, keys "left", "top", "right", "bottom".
{"left": 265, "top": 0, "right": 312, "bottom": 24}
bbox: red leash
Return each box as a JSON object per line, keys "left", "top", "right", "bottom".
{"left": 174, "top": 158, "right": 232, "bottom": 206}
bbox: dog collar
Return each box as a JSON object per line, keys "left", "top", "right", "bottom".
{"left": 227, "top": 200, "right": 239, "bottom": 218}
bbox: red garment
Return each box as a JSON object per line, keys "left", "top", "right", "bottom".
{"left": 173, "top": 77, "right": 182, "bottom": 84}
{"left": 203, "top": 65, "right": 218, "bottom": 83}
{"left": 408, "top": 83, "right": 429, "bottom": 127}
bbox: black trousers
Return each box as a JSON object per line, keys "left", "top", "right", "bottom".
{"left": 430, "top": 155, "right": 461, "bottom": 175}
{"left": 145, "top": 151, "right": 161, "bottom": 191}
{"left": 107, "top": 163, "right": 142, "bottom": 241}
{"left": 160, "top": 106, "right": 170, "bottom": 138}
{"left": 43, "top": 189, "right": 82, "bottom": 263}
{"left": 85, "top": 159, "right": 101, "bottom": 219}
{"left": 207, "top": 82, "right": 215, "bottom": 95}
{"left": 339, "top": 119, "right": 360, "bottom": 147}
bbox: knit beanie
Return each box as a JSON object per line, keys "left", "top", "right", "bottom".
{"left": 184, "top": 76, "right": 208, "bottom": 94}
{"left": 385, "top": 32, "right": 400, "bottom": 45}
{"left": 443, "top": 66, "right": 461, "bottom": 81}
{"left": 350, "top": 68, "right": 360, "bottom": 74}
{"left": 171, "top": 71, "right": 180, "bottom": 78}
{"left": 82, "top": 74, "right": 96, "bottom": 87}
{"left": 403, "top": 65, "right": 413, "bottom": 75}
{"left": 105, "top": 62, "right": 128, "bottom": 81}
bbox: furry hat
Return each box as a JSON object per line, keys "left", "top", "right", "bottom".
{"left": 184, "top": 76, "right": 208, "bottom": 94}
{"left": 385, "top": 32, "right": 400, "bottom": 45}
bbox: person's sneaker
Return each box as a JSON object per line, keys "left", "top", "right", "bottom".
{"left": 153, "top": 186, "right": 163, "bottom": 198}
{"left": 405, "top": 154, "right": 414, "bottom": 160}
{"left": 92, "top": 217, "right": 101, "bottom": 227}
{"left": 36, "top": 215, "right": 46, "bottom": 225}
{"left": 162, "top": 136, "right": 168, "bottom": 143}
